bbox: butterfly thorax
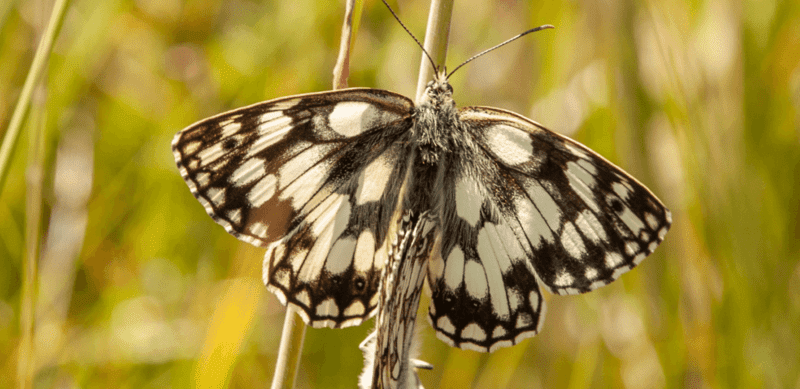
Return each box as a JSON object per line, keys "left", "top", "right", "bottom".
{"left": 413, "top": 72, "right": 460, "bottom": 164}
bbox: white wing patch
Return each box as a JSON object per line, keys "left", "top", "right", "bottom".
{"left": 230, "top": 158, "right": 266, "bottom": 187}
{"left": 248, "top": 174, "right": 277, "bottom": 207}
{"left": 455, "top": 175, "right": 483, "bottom": 226}
{"left": 559, "top": 222, "right": 586, "bottom": 260}
{"left": 483, "top": 124, "right": 534, "bottom": 166}
{"left": 464, "top": 260, "right": 488, "bottom": 300}
{"left": 355, "top": 148, "right": 396, "bottom": 205}
{"left": 444, "top": 246, "right": 465, "bottom": 291}
{"left": 476, "top": 225, "right": 512, "bottom": 318}
{"left": 328, "top": 101, "right": 403, "bottom": 137}
{"left": 248, "top": 116, "right": 293, "bottom": 157}
{"left": 329, "top": 102, "right": 374, "bottom": 136}
{"left": 574, "top": 210, "right": 607, "bottom": 244}
{"left": 326, "top": 237, "right": 358, "bottom": 275}
{"left": 523, "top": 180, "right": 562, "bottom": 232}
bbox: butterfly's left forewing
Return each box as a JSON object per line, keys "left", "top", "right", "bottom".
{"left": 173, "top": 89, "right": 417, "bottom": 328}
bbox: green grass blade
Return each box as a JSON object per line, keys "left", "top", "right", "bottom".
{"left": 0, "top": 0, "right": 70, "bottom": 193}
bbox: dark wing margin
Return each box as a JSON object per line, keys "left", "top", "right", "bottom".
{"left": 172, "top": 88, "right": 416, "bottom": 328}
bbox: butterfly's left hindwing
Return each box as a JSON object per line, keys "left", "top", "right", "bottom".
{"left": 173, "top": 89, "right": 417, "bottom": 328}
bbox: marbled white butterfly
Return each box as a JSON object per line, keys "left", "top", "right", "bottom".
{"left": 172, "top": 22, "right": 670, "bottom": 354}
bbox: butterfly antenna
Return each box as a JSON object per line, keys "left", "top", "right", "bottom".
{"left": 446, "top": 24, "right": 555, "bottom": 79}
{"left": 380, "top": 0, "right": 439, "bottom": 73}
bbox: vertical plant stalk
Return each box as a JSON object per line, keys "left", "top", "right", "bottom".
{"left": 269, "top": 2, "right": 362, "bottom": 389}
{"left": 333, "top": 0, "right": 363, "bottom": 89}
{"left": 414, "top": 0, "right": 454, "bottom": 101}
{"left": 18, "top": 1, "right": 57, "bottom": 386}
{"left": 0, "top": 0, "right": 70, "bottom": 193}
{"left": 270, "top": 306, "right": 306, "bottom": 389}
{"left": 18, "top": 87, "right": 46, "bottom": 389}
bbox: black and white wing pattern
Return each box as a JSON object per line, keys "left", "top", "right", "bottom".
{"left": 172, "top": 89, "right": 416, "bottom": 328}
{"left": 427, "top": 106, "right": 671, "bottom": 352}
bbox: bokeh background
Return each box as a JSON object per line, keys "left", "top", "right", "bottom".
{"left": 2, "top": 0, "right": 799, "bottom": 388}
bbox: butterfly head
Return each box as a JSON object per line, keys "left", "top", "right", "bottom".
{"left": 421, "top": 70, "right": 455, "bottom": 111}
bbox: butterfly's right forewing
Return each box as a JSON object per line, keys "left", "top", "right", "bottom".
{"left": 173, "top": 89, "right": 416, "bottom": 328}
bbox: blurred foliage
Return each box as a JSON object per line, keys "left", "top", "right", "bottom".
{"left": 1, "top": 0, "right": 799, "bottom": 388}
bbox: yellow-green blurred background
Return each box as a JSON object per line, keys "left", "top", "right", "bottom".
{"left": 2, "top": 0, "right": 799, "bottom": 388}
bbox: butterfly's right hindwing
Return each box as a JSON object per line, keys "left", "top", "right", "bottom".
{"left": 172, "top": 89, "right": 415, "bottom": 328}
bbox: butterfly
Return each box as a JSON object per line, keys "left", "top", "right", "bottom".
{"left": 171, "top": 64, "right": 671, "bottom": 352}
{"left": 172, "top": 16, "right": 672, "bottom": 353}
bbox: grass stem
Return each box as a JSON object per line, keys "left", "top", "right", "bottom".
{"left": 0, "top": 0, "right": 69, "bottom": 193}
{"left": 415, "top": 0, "right": 454, "bottom": 101}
